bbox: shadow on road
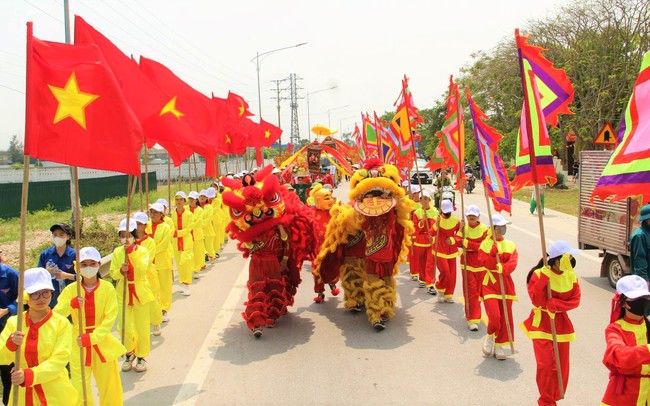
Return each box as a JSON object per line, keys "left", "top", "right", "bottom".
{"left": 432, "top": 299, "right": 484, "bottom": 345}
{"left": 125, "top": 383, "right": 194, "bottom": 406}
{"left": 474, "top": 355, "right": 523, "bottom": 381}
{"left": 209, "top": 312, "right": 315, "bottom": 365}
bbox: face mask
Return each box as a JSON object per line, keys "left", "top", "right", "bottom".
{"left": 496, "top": 226, "right": 507, "bottom": 236}
{"left": 120, "top": 237, "right": 133, "bottom": 245}
{"left": 53, "top": 237, "right": 66, "bottom": 247}
{"left": 558, "top": 254, "right": 575, "bottom": 272}
{"left": 626, "top": 299, "right": 650, "bottom": 317}
{"left": 80, "top": 266, "right": 99, "bottom": 279}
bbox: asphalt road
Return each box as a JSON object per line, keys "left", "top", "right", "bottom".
{"left": 120, "top": 180, "right": 615, "bottom": 405}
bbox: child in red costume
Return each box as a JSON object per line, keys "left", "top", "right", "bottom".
{"left": 433, "top": 199, "right": 460, "bottom": 300}
{"left": 478, "top": 213, "right": 518, "bottom": 360}
{"left": 458, "top": 205, "right": 489, "bottom": 331}
{"left": 407, "top": 184, "right": 422, "bottom": 281}
{"left": 411, "top": 191, "right": 437, "bottom": 291}
{"left": 309, "top": 183, "right": 340, "bottom": 303}
{"left": 521, "top": 240, "right": 581, "bottom": 406}
{"left": 601, "top": 275, "right": 650, "bottom": 406}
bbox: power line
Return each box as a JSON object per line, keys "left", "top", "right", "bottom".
{"left": 124, "top": 0, "right": 255, "bottom": 89}
{"left": 0, "top": 83, "right": 25, "bottom": 94}
{"left": 22, "top": 0, "right": 63, "bottom": 24}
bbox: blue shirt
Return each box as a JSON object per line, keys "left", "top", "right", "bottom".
{"left": 37, "top": 245, "right": 76, "bottom": 307}
{"left": 0, "top": 263, "right": 18, "bottom": 331}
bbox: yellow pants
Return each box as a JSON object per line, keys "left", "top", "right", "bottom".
{"left": 204, "top": 235, "right": 216, "bottom": 259}
{"left": 174, "top": 250, "right": 194, "bottom": 285}
{"left": 117, "top": 303, "right": 151, "bottom": 358}
{"left": 148, "top": 267, "right": 163, "bottom": 325}
{"left": 193, "top": 239, "right": 206, "bottom": 273}
{"left": 158, "top": 267, "right": 173, "bottom": 312}
{"left": 214, "top": 226, "right": 224, "bottom": 252}
{"left": 70, "top": 348, "right": 123, "bottom": 406}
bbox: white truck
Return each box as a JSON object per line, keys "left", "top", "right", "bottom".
{"left": 578, "top": 150, "right": 643, "bottom": 287}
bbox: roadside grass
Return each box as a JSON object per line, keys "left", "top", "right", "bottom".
{"left": 512, "top": 186, "right": 579, "bottom": 216}
{"left": 0, "top": 181, "right": 209, "bottom": 244}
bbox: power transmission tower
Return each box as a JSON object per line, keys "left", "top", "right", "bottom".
{"left": 288, "top": 73, "right": 304, "bottom": 147}
{"left": 270, "top": 78, "right": 289, "bottom": 153}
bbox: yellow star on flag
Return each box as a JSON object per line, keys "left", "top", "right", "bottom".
{"left": 238, "top": 105, "right": 245, "bottom": 116}
{"left": 48, "top": 72, "right": 99, "bottom": 130}
{"left": 160, "top": 96, "right": 184, "bottom": 118}
{"left": 264, "top": 129, "right": 271, "bottom": 139}
{"left": 225, "top": 134, "right": 231, "bottom": 144}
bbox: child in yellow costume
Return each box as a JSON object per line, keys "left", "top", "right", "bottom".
{"left": 315, "top": 158, "right": 414, "bottom": 330}
{"left": 110, "top": 218, "right": 155, "bottom": 373}
{"left": 55, "top": 247, "right": 126, "bottom": 406}
{"left": 0, "top": 267, "right": 78, "bottom": 405}
{"left": 133, "top": 212, "right": 163, "bottom": 336}
{"left": 188, "top": 191, "right": 206, "bottom": 278}
{"left": 151, "top": 200, "right": 174, "bottom": 322}
{"left": 199, "top": 190, "right": 216, "bottom": 261}
{"left": 172, "top": 192, "right": 195, "bottom": 295}
{"left": 209, "top": 187, "right": 225, "bottom": 257}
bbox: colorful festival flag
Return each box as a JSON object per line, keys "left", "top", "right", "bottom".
{"left": 592, "top": 49, "right": 650, "bottom": 203}
{"left": 24, "top": 22, "right": 143, "bottom": 175}
{"left": 512, "top": 29, "right": 563, "bottom": 191}
{"left": 466, "top": 87, "right": 513, "bottom": 214}
{"left": 434, "top": 76, "right": 465, "bottom": 186}
{"left": 389, "top": 106, "right": 413, "bottom": 156}
{"left": 362, "top": 113, "right": 379, "bottom": 157}
{"left": 352, "top": 123, "right": 365, "bottom": 160}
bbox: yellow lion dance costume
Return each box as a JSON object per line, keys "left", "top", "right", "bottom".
{"left": 314, "top": 158, "right": 414, "bottom": 330}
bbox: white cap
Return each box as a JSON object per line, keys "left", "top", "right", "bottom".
{"left": 401, "top": 180, "right": 409, "bottom": 187}
{"left": 491, "top": 213, "right": 509, "bottom": 226}
{"left": 118, "top": 218, "right": 137, "bottom": 233}
{"left": 617, "top": 275, "right": 650, "bottom": 299}
{"left": 272, "top": 168, "right": 281, "bottom": 174}
{"left": 420, "top": 190, "right": 432, "bottom": 200}
{"left": 24, "top": 267, "right": 54, "bottom": 294}
{"left": 410, "top": 184, "right": 421, "bottom": 194}
{"left": 465, "top": 205, "right": 480, "bottom": 217}
{"left": 441, "top": 200, "right": 454, "bottom": 214}
{"left": 547, "top": 240, "right": 581, "bottom": 259}
{"left": 207, "top": 188, "right": 217, "bottom": 198}
{"left": 79, "top": 247, "right": 101, "bottom": 263}
{"left": 149, "top": 202, "right": 165, "bottom": 213}
{"left": 188, "top": 191, "right": 199, "bottom": 200}
{"left": 199, "top": 189, "right": 209, "bottom": 197}
{"left": 156, "top": 198, "right": 168, "bottom": 208}
{"left": 133, "top": 212, "right": 148, "bottom": 224}
{"left": 175, "top": 191, "right": 187, "bottom": 199}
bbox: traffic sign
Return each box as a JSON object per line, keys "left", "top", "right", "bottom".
{"left": 593, "top": 122, "right": 617, "bottom": 145}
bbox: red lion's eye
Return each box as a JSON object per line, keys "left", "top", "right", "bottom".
{"left": 268, "top": 193, "right": 281, "bottom": 204}
{"left": 231, "top": 209, "right": 243, "bottom": 218}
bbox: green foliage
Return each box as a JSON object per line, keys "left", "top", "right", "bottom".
{"left": 79, "top": 217, "right": 118, "bottom": 257}
{"left": 28, "top": 241, "right": 51, "bottom": 267}
{"left": 7, "top": 135, "right": 23, "bottom": 164}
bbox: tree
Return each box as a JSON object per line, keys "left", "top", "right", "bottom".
{"left": 8, "top": 135, "right": 23, "bottom": 164}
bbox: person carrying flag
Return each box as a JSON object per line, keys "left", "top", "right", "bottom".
{"left": 433, "top": 199, "right": 460, "bottom": 300}
{"left": 187, "top": 191, "right": 206, "bottom": 278}
{"left": 172, "top": 192, "right": 194, "bottom": 296}
{"left": 147, "top": 202, "right": 174, "bottom": 323}
{"left": 55, "top": 247, "right": 126, "bottom": 405}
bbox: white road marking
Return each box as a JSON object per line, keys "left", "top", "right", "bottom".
{"left": 173, "top": 258, "right": 249, "bottom": 405}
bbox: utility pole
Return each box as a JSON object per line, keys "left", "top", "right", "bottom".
{"left": 288, "top": 73, "right": 304, "bottom": 148}
{"left": 270, "top": 78, "right": 289, "bottom": 154}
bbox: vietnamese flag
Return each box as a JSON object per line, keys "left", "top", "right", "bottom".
{"left": 25, "top": 22, "right": 143, "bottom": 175}
{"left": 227, "top": 91, "right": 253, "bottom": 119}
{"left": 74, "top": 16, "right": 197, "bottom": 165}
{"left": 212, "top": 95, "right": 246, "bottom": 155}
{"left": 258, "top": 118, "right": 282, "bottom": 147}
{"left": 139, "top": 56, "right": 217, "bottom": 157}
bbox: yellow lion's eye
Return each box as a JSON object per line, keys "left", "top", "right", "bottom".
{"left": 358, "top": 169, "right": 368, "bottom": 178}
{"left": 379, "top": 167, "right": 386, "bottom": 175}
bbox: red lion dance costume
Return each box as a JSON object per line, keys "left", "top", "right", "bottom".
{"left": 314, "top": 158, "right": 414, "bottom": 330}
{"left": 222, "top": 166, "right": 316, "bottom": 337}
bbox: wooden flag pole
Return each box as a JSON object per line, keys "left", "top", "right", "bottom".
{"left": 178, "top": 163, "right": 183, "bottom": 191}
{"left": 455, "top": 88, "right": 470, "bottom": 321}
{"left": 535, "top": 183, "right": 564, "bottom": 397}
{"left": 12, "top": 155, "right": 30, "bottom": 406}
{"left": 72, "top": 167, "right": 89, "bottom": 406}
{"left": 187, "top": 156, "right": 193, "bottom": 190}
{"left": 120, "top": 176, "right": 138, "bottom": 346}
{"left": 483, "top": 187, "right": 515, "bottom": 355}
{"left": 515, "top": 28, "right": 564, "bottom": 399}
{"left": 144, "top": 144, "right": 149, "bottom": 209}
{"left": 138, "top": 174, "right": 143, "bottom": 211}
{"left": 167, "top": 153, "right": 172, "bottom": 208}
{"left": 192, "top": 154, "right": 199, "bottom": 191}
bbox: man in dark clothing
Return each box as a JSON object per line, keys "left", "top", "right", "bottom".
{"left": 630, "top": 203, "right": 650, "bottom": 282}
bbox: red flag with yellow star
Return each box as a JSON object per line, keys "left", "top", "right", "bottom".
{"left": 25, "top": 22, "right": 143, "bottom": 175}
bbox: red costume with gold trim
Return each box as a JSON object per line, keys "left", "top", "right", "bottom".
{"left": 309, "top": 183, "right": 340, "bottom": 302}
{"left": 314, "top": 158, "right": 414, "bottom": 329}
{"left": 222, "top": 166, "right": 316, "bottom": 336}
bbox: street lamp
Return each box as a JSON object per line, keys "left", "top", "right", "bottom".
{"left": 327, "top": 105, "right": 350, "bottom": 128}
{"left": 251, "top": 42, "right": 307, "bottom": 118}
{"left": 338, "top": 115, "right": 357, "bottom": 138}
{"left": 306, "top": 86, "right": 337, "bottom": 141}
